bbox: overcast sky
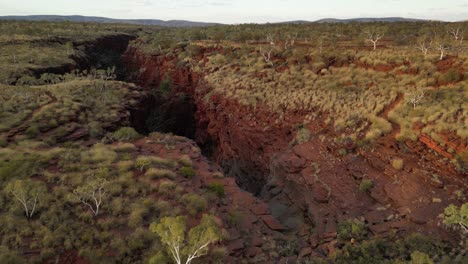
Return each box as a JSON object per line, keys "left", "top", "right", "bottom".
{"left": 0, "top": 0, "right": 467, "bottom": 23}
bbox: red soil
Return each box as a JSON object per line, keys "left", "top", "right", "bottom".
{"left": 123, "top": 46, "right": 467, "bottom": 259}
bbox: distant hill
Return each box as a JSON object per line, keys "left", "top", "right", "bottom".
{"left": 313, "top": 17, "right": 428, "bottom": 23}
{"left": 278, "top": 17, "right": 432, "bottom": 24}
{"left": 0, "top": 15, "right": 220, "bottom": 27}
{"left": 0, "top": 15, "right": 458, "bottom": 27}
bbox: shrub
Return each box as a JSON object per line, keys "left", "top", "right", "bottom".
{"left": 212, "top": 172, "right": 224, "bottom": 179}
{"left": 179, "top": 166, "right": 195, "bottom": 179}
{"left": 208, "top": 182, "right": 225, "bottom": 198}
{"left": 135, "top": 155, "right": 175, "bottom": 171}
{"left": 439, "top": 68, "right": 460, "bottom": 84}
{"left": 337, "top": 219, "right": 367, "bottom": 241}
{"left": 135, "top": 156, "right": 152, "bottom": 171}
{"left": 110, "top": 127, "right": 141, "bottom": 141}
{"left": 0, "top": 137, "right": 7, "bottom": 148}
{"left": 25, "top": 125, "right": 39, "bottom": 138}
{"left": 82, "top": 144, "right": 117, "bottom": 164}
{"left": 145, "top": 168, "right": 176, "bottom": 180}
{"left": 177, "top": 155, "right": 193, "bottom": 167}
{"left": 359, "top": 179, "right": 373, "bottom": 193}
{"left": 440, "top": 203, "right": 468, "bottom": 232}
{"left": 0, "top": 244, "right": 26, "bottom": 261}
{"left": 227, "top": 210, "right": 243, "bottom": 227}
{"left": 153, "top": 157, "right": 176, "bottom": 168}
{"left": 392, "top": 158, "right": 404, "bottom": 170}
{"left": 149, "top": 252, "right": 168, "bottom": 264}
{"left": 88, "top": 121, "right": 104, "bottom": 137}
{"left": 128, "top": 205, "right": 149, "bottom": 228}
{"left": 181, "top": 193, "right": 207, "bottom": 216}
{"left": 410, "top": 251, "right": 434, "bottom": 264}
{"left": 158, "top": 181, "right": 176, "bottom": 195}
{"left": 112, "top": 143, "right": 136, "bottom": 152}
{"left": 293, "top": 128, "right": 311, "bottom": 145}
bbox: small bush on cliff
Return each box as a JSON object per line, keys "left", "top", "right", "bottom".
{"left": 291, "top": 127, "right": 311, "bottom": 145}
{"left": 145, "top": 168, "right": 176, "bottom": 180}
{"left": 438, "top": 68, "right": 461, "bottom": 84}
{"left": 179, "top": 166, "right": 195, "bottom": 179}
{"left": 158, "top": 76, "right": 172, "bottom": 98}
{"left": 359, "top": 179, "right": 373, "bottom": 193}
{"left": 178, "top": 155, "right": 193, "bottom": 167}
{"left": 392, "top": 158, "right": 404, "bottom": 170}
{"left": 182, "top": 193, "right": 207, "bottom": 216}
{"left": 110, "top": 127, "right": 141, "bottom": 141}
{"left": 337, "top": 219, "right": 367, "bottom": 241}
{"left": 207, "top": 183, "right": 225, "bottom": 198}
{"left": 440, "top": 203, "right": 468, "bottom": 233}
{"left": 410, "top": 251, "right": 434, "bottom": 264}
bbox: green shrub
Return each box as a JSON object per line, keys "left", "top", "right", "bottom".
{"left": 177, "top": 155, "right": 193, "bottom": 167}
{"left": 25, "top": 125, "right": 39, "bottom": 138}
{"left": 359, "top": 179, "right": 373, "bottom": 193}
{"left": 410, "top": 251, "right": 434, "bottom": 264}
{"left": 179, "top": 166, "right": 195, "bottom": 178}
{"left": 158, "top": 77, "right": 172, "bottom": 98}
{"left": 88, "top": 121, "right": 104, "bottom": 137}
{"left": 441, "top": 203, "right": 468, "bottom": 232}
{"left": 149, "top": 252, "right": 168, "bottom": 264}
{"left": 112, "top": 143, "right": 136, "bottom": 152}
{"left": 0, "top": 137, "right": 7, "bottom": 147}
{"left": 82, "top": 144, "right": 117, "bottom": 164}
{"left": 337, "top": 219, "right": 367, "bottom": 241}
{"left": 439, "top": 69, "right": 461, "bottom": 84}
{"left": 293, "top": 128, "right": 311, "bottom": 145}
{"left": 181, "top": 194, "right": 207, "bottom": 216}
{"left": 227, "top": 210, "right": 243, "bottom": 227}
{"left": 207, "top": 182, "right": 225, "bottom": 198}
{"left": 145, "top": 168, "right": 176, "bottom": 180}
{"left": 135, "top": 156, "right": 152, "bottom": 171}
{"left": 128, "top": 205, "right": 149, "bottom": 228}
{"left": 0, "top": 246, "right": 26, "bottom": 264}
{"left": 158, "top": 181, "right": 176, "bottom": 196}
{"left": 392, "top": 158, "right": 404, "bottom": 170}
{"left": 110, "top": 127, "right": 141, "bottom": 141}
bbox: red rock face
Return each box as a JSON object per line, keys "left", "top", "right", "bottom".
{"left": 123, "top": 46, "right": 467, "bottom": 254}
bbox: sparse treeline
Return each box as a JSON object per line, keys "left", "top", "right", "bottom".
{"left": 133, "top": 21, "right": 467, "bottom": 52}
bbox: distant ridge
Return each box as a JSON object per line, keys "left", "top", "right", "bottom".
{"left": 279, "top": 17, "right": 430, "bottom": 24}
{"left": 313, "top": 17, "right": 428, "bottom": 23}
{"left": 0, "top": 15, "right": 459, "bottom": 26}
{"left": 0, "top": 15, "right": 220, "bottom": 27}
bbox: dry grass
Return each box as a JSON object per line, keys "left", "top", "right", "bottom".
{"left": 187, "top": 42, "right": 467, "bottom": 144}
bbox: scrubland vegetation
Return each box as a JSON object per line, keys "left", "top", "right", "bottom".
{"left": 0, "top": 19, "right": 466, "bottom": 263}
{"left": 131, "top": 21, "right": 467, "bottom": 169}
{"left": 0, "top": 139, "right": 228, "bottom": 263}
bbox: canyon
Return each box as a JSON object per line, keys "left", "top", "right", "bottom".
{"left": 118, "top": 40, "right": 466, "bottom": 259}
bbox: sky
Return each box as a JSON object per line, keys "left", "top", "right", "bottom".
{"left": 0, "top": 0, "right": 467, "bottom": 23}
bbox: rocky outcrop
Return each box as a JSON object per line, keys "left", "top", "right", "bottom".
{"left": 122, "top": 46, "right": 467, "bottom": 257}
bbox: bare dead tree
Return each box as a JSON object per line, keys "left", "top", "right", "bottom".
{"left": 406, "top": 91, "right": 425, "bottom": 109}
{"left": 105, "top": 66, "right": 116, "bottom": 80}
{"left": 284, "top": 33, "right": 298, "bottom": 50}
{"left": 318, "top": 37, "right": 325, "bottom": 54}
{"left": 366, "top": 32, "right": 384, "bottom": 50}
{"left": 448, "top": 27, "right": 461, "bottom": 41}
{"left": 261, "top": 48, "right": 273, "bottom": 66}
{"left": 416, "top": 39, "right": 432, "bottom": 56}
{"left": 266, "top": 35, "right": 275, "bottom": 45}
{"left": 434, "top": 42, "right": 449, "bottom": 61}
